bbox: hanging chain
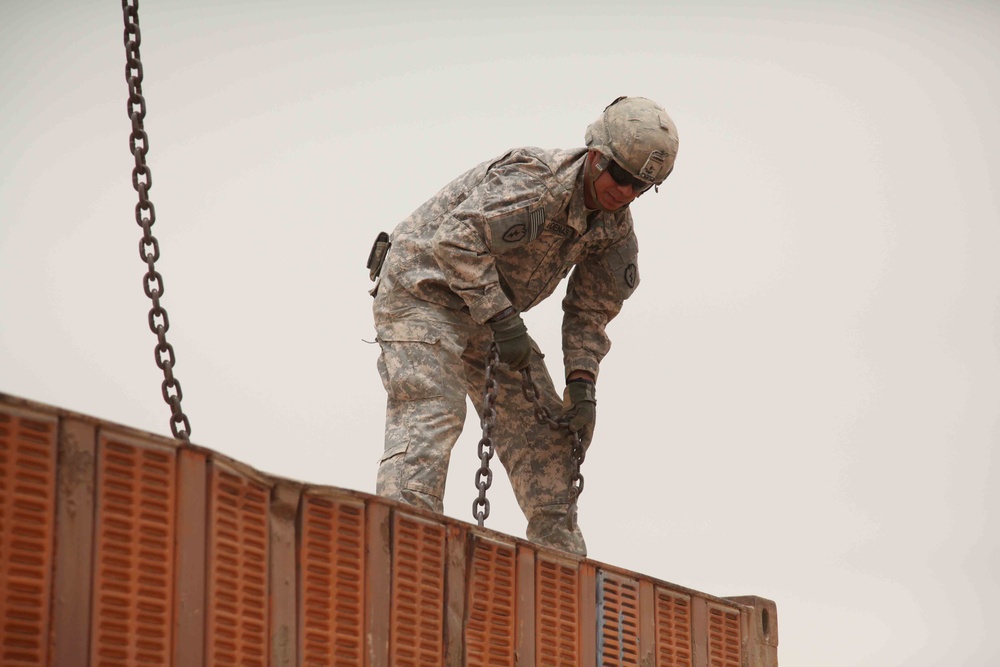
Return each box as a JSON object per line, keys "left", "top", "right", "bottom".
{"left": 473, "top": 348, "right": 587, "bottom": 527}
{"left": 520, "top": 367, "right": 586, "bottom": 498}
{"left": 123, "top": 0, "right": 191, "bottom": 441}
{"left": 473, "top": 344, "right": 501, "bottom": 526}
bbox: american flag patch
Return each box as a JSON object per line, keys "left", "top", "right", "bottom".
{"left": 529, "top": 208, "right": 545, "bottom": 239}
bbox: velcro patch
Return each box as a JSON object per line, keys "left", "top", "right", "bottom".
{"left": 604, "top": 233, "right": 640, "bottom": 300}
{"left": 503, "top": 224, "right": 527, "bottom": 243}
{"left": 624, "top": 263, "right": 637, "bottom": 288}
{"left": 487, "top": 202, "right": 546, "bottom": 253}
{"left": 544, "top": 221, "right": 574, "bottom": 238}
{"left": 639, "top": 151, "right": 665, "bottom": 181}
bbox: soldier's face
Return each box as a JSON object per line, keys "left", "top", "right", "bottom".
{"left": 589, "top": 153, "right": 639, "bottom": 211}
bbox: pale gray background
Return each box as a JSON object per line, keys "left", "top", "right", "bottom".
{"left": 2, "top": 1, "right": 998, "bottom": 665}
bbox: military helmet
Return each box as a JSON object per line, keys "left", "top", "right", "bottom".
{"left": 585, "top": 96, "right": 679, "bottom": 186}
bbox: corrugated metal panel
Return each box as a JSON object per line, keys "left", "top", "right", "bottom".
{"left": 515, "top": 546, "right": 536, "bottom": 666}
{"left": 364, "top": 502, "right": 391, "bottom": 667}
{"left": 444, "top": 525, "right": 467, "bottom": 667}
{"left": 90, "top": 433, "right": 177, "bottom": 666}
{"left": 390, "top": 512, "right": 446, "bottom": 666}
{"left": 206, "top": 465, "right": 270, "bottom": 666}
{"left": 465, "top": 537, "right": 516, "bottom": 666}
{"left": 269, "top": 482, "right": 300, "bottom": 667}
{"left": 536, "top": 555, "right": 579, "bottom": 666}
{"left": 300, "top": 493, "right": 366, "bottom": 667}
{"left": 656, "top": 588, "right": 693, "bottom": 667}
{"left": 598, "top": 571, "right": 640, "bottom": 667}
{"left": 0, "top": 408, "right": 57, "bottom": 667}
{"left": 707, "top": 603, "right": 741, "bottom": 667}
{"left": 725, "top": 595, "right": 779, "bottom": 667}
{"left": 52, "top": 417, "right": 97, "bottom": 667}
{"left": 0, "top": 394, "right": 777, "bottom": 667}
{"left": 173, "top": 448, "right": 208, "bottom": 667}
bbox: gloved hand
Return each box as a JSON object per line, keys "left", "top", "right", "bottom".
{"left": 488, "top": 309, "right": 532, "bottom": 370}
{"left": 563, "top": 379, "right": 597, "bottom": 446}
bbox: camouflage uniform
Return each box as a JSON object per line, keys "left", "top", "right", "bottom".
{"left": 373, "top": 147, "right": 640, "bottom": 556}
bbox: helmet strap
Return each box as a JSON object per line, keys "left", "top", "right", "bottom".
{"left": 585, "top": 151, "right": 613, "bottom": 212}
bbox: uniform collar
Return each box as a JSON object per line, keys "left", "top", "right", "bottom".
{"left": 567, "top": 155, "right": 601, "bottom": 234}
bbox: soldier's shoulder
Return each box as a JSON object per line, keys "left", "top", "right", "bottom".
{"left": 482, "top": 148, "right": 573, "bottom": 191}
{"left": 513, "top": 147, "right": 587, "bottom": 174}
{"left": 616, "top": 206, "right": 635, "bottom": 229}
{"left": 605, "top": 207, "right": 636, "bottom": 245}
{"left": 511, "top": 148, "right": 588, "bottom": 202}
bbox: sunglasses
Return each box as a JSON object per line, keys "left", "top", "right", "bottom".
{"left": 606, "top": 160, "right": 653, "bottom": 194}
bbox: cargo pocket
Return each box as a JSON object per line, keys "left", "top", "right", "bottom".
{"left": 375, "top": 323, "right": 446, "bottom": 402}
{"left": 378, "top": 442, "right": 407, "bottom": 464}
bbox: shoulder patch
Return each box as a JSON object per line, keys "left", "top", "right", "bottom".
{"left": 604, "top": 232, "right": 640, "bottom": 300}
{"left": 486, "top": 203, "right": 545, "bottom": 253}
{"left": 503, "top": 224, "right": 527, "bottom": 243}
{"left": 624, "top": 263, "right": 637, "bottom": 288}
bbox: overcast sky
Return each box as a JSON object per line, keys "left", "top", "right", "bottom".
{"left": 2, "top": 1, "right": 998, "bottom": 665}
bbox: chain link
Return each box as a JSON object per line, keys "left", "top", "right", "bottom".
{"left": 123, "top": 0, "right": 191, "bottom": 441}
{"left": 473, "top": 344, "right": 501, "bottom": 526}
{"left": 473, "top": 349, "right": 587, "bottom": 526}
{"left": 519, "top": 367, "right": 586, "bottom": 497}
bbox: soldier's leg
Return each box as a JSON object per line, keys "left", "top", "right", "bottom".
{"left": 374, "top": 315, "right": 470, "bottom": 514}
{"left": 463, "top": 334, "right": 587, "bottom": 556}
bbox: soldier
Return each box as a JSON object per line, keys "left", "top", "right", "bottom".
{"left": 368, "top": 96, "right": 679, "bottom": 556}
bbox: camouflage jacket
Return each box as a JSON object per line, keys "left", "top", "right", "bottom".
{"left": 383, "top": 147, "right": 640, "bottom": 380}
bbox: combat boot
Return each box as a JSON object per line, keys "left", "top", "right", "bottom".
{"left": 526, "top": 505, "right": 587, "bottom": 556}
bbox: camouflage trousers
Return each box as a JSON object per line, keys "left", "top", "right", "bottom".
{"left": 373, "top": 275, "right": 586, "bottom": 556}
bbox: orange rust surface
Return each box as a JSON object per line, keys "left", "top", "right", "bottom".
{"left": 52, "top": 417, "right": 97, "bottom": 667}
{"left": 465, "top": 537, "right": 516, "bottom": 666}
{"left": 300, "top": 493, "right": 365, "bottom": 666}
{"left": 90, "top": 432, "right": 176, "bottom": 666}
{"left": 536, "top": 553, "right": 580, "bottom": 666}
{"left": 174, "top": 447, "right": 207, "bottom": 667}
{"left": 707, "top": 602, "right": 742, "bottom": 667}
{"left": 0, "top": 394, "right": 776, "bottom": 667}
{"left": 0, "top": 408, "right": 57, "bottom": 667}
{"left": 599, "top": 570, "right": 642, "bottom": 666}
{"left": 206, "top": 464, "right": 270, "bottom": 666}
{"left": 390, "top": 513, "right": 446, "bottom": 666}
{"left": 656, "top": 588, "right": 694, "bottom": 667}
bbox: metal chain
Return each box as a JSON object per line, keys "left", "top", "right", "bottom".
{"left": 123, "top": 0, "right": 191, "bottom": 441}
{"left": 473, "top": 344, "right": 501, "bottom": 526}
{"left": 520, "top": 367, "right": 586, "bottom": 498}
{"left": 473, "top": 348, "right": 587, "bottom": 527}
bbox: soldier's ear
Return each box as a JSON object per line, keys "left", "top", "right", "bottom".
{"left": 591, "top": 151, "right": 610, "bottom": 173}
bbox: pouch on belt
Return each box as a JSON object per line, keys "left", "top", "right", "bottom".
{"left": 367, "top": 231, "right": 391, "bottom": 296}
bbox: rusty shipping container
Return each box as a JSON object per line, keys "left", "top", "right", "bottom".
{"left": 0, "top": 392, "right": 778, "bottom": 666}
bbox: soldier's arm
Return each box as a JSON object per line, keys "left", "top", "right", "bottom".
{"left": 431, "top": 156, "right": 554, "bottom": 323}
{"left": 561, "top": 228, "right": 640, "bottom": 381}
